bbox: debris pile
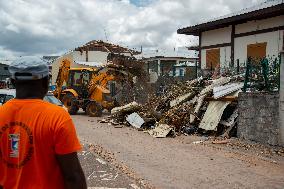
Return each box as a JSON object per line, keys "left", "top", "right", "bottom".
{"left": 101, "top": 75, "right": 244, "bottom": 138}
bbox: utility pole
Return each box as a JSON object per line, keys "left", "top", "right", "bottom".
{"left": 104, "top": 28, "right": 108, "bottom": 42}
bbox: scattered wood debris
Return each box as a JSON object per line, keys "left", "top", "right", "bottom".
{"left": 96, "top": 75, "right": 246, "bottom": 139}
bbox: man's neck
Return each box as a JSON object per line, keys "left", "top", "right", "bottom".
{"left": 16, "top": 90, "right": 44, "bottom": 99}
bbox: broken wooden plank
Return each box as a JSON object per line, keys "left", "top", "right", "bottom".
{"left": 190, "top": 94, "right": 206, "bottom": 123}
{"left": 212, "top": 139, "right": 229, "bottom": 144}
{"left": 170, "top": 91, "right": 195, "bottom": 108}
{"left": 111, "top": 102, "right": 140, "bottom": 115}
{"left": 199, "top": 77, "right": 231, "bottom": 96}
{"left": 222, "top": 121, "right": 237, "bottom": 138}
{"left": 205, "top": 96, "right": 237, "bottom": 102}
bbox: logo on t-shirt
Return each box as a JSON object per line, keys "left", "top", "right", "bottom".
{"left": 0, "top": 122, "right": 34, "bottom": 169}
{"left": 9, "top": 134, "right": 20, "bottom": 158}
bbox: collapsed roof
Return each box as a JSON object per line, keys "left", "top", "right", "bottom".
{"left": 75, "top": 40, "right": 141, "bottom": 55}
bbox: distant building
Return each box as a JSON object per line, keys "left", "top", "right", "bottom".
{"left": 51, "top": 40, "right": 140, "bottom": 85}
{"left": 43, "top": 56, "right": 60, "bottom": 65}
{"left": 143, "top": 56, "right": 198, "bottom": 83}
{"left": 0, "top": 60, "right": 11, "bottom": 81}
{"left": 178, "top": 0, "right": 284, "bottom": 71}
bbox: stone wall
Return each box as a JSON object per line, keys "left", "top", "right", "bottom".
{"left": 279, "top": 52, "right": 284, "bottom": 146}
{"left": 238, "top": 92, "right": 282, "bottom": 146}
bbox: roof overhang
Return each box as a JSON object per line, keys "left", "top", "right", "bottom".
{"left": 143, "top": 56, "right": 198, "bottom": 61}
{"left": 75, "top": 40, "right": 141, "bottom": 55}
{"left": 177, "top": 3, "right": 284, "bottom": 36}
{"left": 74, "top": 61, "right": 107, "bottom": 67}
{"left": 187, "top": 46, "right": 200, "bottom": 51}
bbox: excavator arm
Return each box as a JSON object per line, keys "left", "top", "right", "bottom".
{"left": 54, "top": 59, "right": 71, "bottom": 99}
{"left": 88, "top": 71, "right": 113, "bottom": 95}
{"left": 87, "top": 66, "right": 129, "bottom": 95}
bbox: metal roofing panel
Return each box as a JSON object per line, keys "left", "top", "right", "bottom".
{"left": 213, "top": 83, "right": 244, "bottom": 99}
{"left": 199, "top": 101, "right": 231, "bottom": 131}
{"left": 126, "top": 113, "right": 145, "bottom": 129}
{"left": 199, "top": 91, "right": 239, "bottom": 131}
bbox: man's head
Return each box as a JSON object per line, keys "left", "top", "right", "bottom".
{"left": 9, "top": 56, "right": 49, "bottom": 99}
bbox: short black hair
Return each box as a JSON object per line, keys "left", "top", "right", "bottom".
{"left": 13, "top": 76, "right": 49, "bottom": 99}
{"left": 14, "top": 76, "right": 49, "bottom": 88}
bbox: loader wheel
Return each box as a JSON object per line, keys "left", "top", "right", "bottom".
{"left": 86, "top": 101, "right": 102, "bottom": 117}
{"left": 62, "top": 93, "right": 79, "bottom": 115}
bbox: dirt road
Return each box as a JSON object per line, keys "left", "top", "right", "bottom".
{"left": 73, "top": 114, "right": 284, "bottom": 189}
{"left": 78, "top": 144, "right": 143, "bottom": 189}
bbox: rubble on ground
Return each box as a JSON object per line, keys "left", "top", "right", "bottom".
{"left": 99, "top": 74, "right": 245, "bottom": 139}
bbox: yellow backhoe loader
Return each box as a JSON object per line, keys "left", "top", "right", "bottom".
{"left": 53, "top": 59, "right": 124, "bottom": 116}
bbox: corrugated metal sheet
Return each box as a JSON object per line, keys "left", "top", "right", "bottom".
{"left": 199, "top": 91, "right": 239, "bottom": 131}
{"left": 200, "top": 77, "right": 230, "bottom": 96}
{"left": 190, "top": 77, "right": 230, "bottom": 123}
{"left": 199, "top": 101, "right": 230, "bottom": 131}
{"left": 213, "top": 83, "right": 243, "bottom": 99}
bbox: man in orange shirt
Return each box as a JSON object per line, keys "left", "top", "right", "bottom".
{"left": 0, "top": 56, "right": 87, "bottom": 189}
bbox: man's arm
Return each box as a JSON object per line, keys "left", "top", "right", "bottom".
{"left": 56, "top": 152, "right": 87, "bottom": 189}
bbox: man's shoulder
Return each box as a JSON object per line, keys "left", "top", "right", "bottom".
{"left": 2, "top": 99, "right": 68, "bottom": 116}
{"left": 41, "top": 101, "right": 69, "bottom": 116}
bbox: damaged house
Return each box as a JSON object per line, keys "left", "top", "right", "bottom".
{"left": 0, "top": 60, "right": 12, "bottom": 81}
{"left": 51, "top": 40, "right": 140, "bottom": 85}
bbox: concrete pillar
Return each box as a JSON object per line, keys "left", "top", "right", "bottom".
{"left": 280, "top": 51, "right": 284, "bottom": 146}
{"left": 157, "top": 59, "right": 161, "bottom": 76}
{"left": 173, "top": 60, "right": 178, "bottom": 77}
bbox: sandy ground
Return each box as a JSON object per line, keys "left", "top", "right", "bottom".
{"left": 72, "top": 114, "right": 284, "bottom": 189}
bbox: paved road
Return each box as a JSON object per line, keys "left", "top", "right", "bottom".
{"left": 78, "top": 144, "right": 142, "bottom": 189}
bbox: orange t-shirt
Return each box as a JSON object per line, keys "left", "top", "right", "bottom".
{"left": 0, "top": 99, "right": 82, "bottom": 189}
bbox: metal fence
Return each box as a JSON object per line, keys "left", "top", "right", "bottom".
{"left": 243, "top": 56, "right": 281, "bottom": 92}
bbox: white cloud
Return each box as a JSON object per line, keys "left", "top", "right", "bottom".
{"left": 0, "top": 0, "right": 264, "bottom": 58}
{"left": 0, "top": 46, "right": 19, "bottom": 58}
{"left": 5, "top": 24, "right": 20, "bottom": 33}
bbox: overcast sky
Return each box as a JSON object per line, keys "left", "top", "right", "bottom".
{"left": 0, "top": 0, "right": 263, "bottom": 58}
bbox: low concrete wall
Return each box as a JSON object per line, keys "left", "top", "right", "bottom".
{"left": 238, "top": 92, "right": 282, "bottom": 146}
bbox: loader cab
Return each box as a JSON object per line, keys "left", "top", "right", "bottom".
{"left": 67, "top": 69, "right": 93, "bottom": 98}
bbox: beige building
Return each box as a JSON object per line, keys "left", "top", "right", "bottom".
{"left": 178, "top": 0, "right": 284, "bottom": 71}
{"left": 144, "top": 56, "right": 198, "bottom": 83}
